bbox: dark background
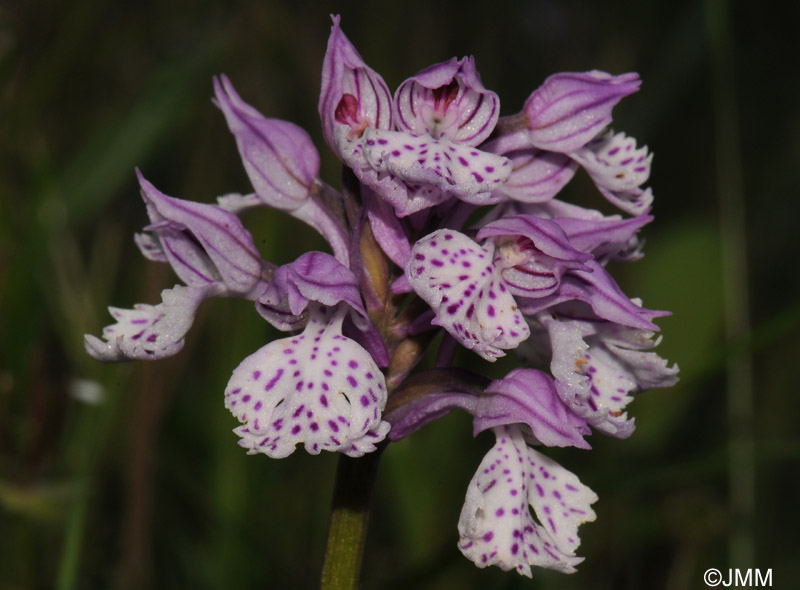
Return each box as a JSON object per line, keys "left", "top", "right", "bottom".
{"left": 1, "top": 1, "right": 798, "bottom": 588}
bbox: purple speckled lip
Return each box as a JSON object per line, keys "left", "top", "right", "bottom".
{"left": 84, "top": 13, "right": 677, "bottom": 580}
{"left": 225, "top": 304, "right": 389, "bottom": 459}
{"left": 458, "top": 425, "right": 598, "bottom": 577}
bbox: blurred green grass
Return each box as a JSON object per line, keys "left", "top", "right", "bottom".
{"left": 1, "top": 1, "right": 799, "bottom": 589}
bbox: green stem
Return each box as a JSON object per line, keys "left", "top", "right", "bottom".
{"left": 320, "top": 443, "right": 386, "bottom": 590}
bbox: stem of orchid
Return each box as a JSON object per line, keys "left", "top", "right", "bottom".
{"left": 320, "top": 442, "right": 386, "bottom": 590}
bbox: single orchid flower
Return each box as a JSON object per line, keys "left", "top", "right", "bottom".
{"left": 524, "top": 305, "right": 679, "bottom": 438}
{"left": 84, "top": 171, "right": 267, "bottom": 362}
{"left": 404, "top": 215, "right": 594, "bottom": 360}
{"left": 319, "top": 18, "right": 512, "bottom": 216}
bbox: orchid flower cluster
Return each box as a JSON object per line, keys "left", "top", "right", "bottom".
{"left": 85, "top": 16, "right": 678, "bottom": 579}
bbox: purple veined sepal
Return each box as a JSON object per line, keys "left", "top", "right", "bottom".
{"left": 458, "top": 424, "right": 598, "bottom": 577}
{"left": 84, "top": 283, "right": 222, "bottom": 362}
{"left": 476, "top": 215, "right": 592, "bottom": 299}
{"left": 516, "top": 258, "right": 665, "bottom": 332}
{"left": 569, "top": 129, "right": 653, "bottom": 215}
{"left": 136, "top": 170, "right": 265, "bottom": 295}
{"left": 481, "top": 130, "right": 578, "bottom": 204}
{"left": 317, "top": 17, "right": 453, "bottom": 218}
{"left": 545, "top": 210, "right": 651, "bottom": 263}
{"left": 383, "top": 366, "right": 591, "bottom": 450}
{"left": 214, "top": 75, "right": 350, "bottom": 264}
{"left": 475, "top": 369, "right": 592, "bottom": 449}
{"left": 381, "top": 368, "right": 488, "bottom": 441}
{"left": 319, "top": 15, "right": 392, "bottom": 156}
{"left": 476, "top": 199, "right": 652, "bottom": 263}
{"left": 224, "top": 303, "right": 390, "bottom": 458}
{"left": 522, "top": 306, "right": 678, "bottom": 439}
{"left": 503, "top": 209, "right": 666, "bottom": 331}
{"left": 520, "top": 71, "right": 640, "bottom": 154}
{"left": 256, "top": 250, "right": 370, "bottom": 332}
{"left": 394, "top": 56, "right": 499, "bottom": 146}
{"left": 255, "top": 250, "right": 390, "bottom": 366}
{"left": 498, "top": 201, "right": 652, "bottom": 263}
{"left": 214, "top": 74, "right": 319, "bottom": 211}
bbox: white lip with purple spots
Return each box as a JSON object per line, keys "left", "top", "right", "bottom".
{"left": 225, "top": 305, "right": 390, "bottom": 458}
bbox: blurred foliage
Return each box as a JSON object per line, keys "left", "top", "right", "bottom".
{"left": 1, "top": 0, "right": 799, "bottom": 589}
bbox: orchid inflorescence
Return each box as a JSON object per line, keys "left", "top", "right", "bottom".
{"left": 86, "top": 15, "right": 678, "bottom": 579}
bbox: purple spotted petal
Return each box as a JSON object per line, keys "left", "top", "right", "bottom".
{"left": 137, "top": 171, "right": 263, "bottom": 294}
{"left": 395, "top": 56, "right": 499, "bottom": 145}
{"left": 477, "top": 215, "right": 591, "bottom": 299}
{"left": 257, "top": 251, "right": 368, "bottom": 332}
{"left": 570, "top": 130, "right": 651, "bottom": 194}
{"left": 475, "top": 369, "right": 591, "bottom": 449}
{"left": 84, "top": 284, "right": 218, "bottom": 362}
{"left": 405, "top": 229, "right": 529, "bottom": 361}
{"left": 482, "top": 131, "right": 578, "bottom": 203}
{"left": 357, "top": 129, "right": 511, "bottom": 214}
{"left": 523, "top": 71, "right": 640, "bottom": 153}
{"left": 224, "top": 304, "right": 389, "bottom": 458}
{"left": 458, "top": 425, "right": 597, "bottom": 577}
{"left": 214, "top": 75, "right": 319, "bottom": 210}
{"left": 319, "top": 15, "right": 392, "bottom": 154}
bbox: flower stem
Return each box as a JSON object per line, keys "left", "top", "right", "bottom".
{"left": 320, "top": 443, "right": 386, "bottom": 590}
